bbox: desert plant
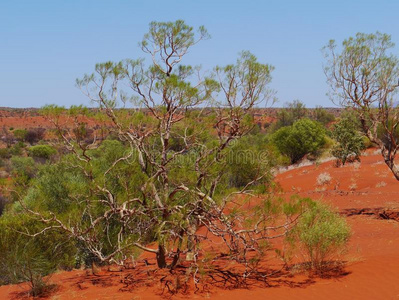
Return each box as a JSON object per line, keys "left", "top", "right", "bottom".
{"left": 273, "top": 100, "right": 308, "bottom": 130}
{"left": 316, "top": 172, "right": 332, "bottom": 186}
{"left": 0, "top": 213, "right": 76, "bottom": 292}
{"left": 28, "top": 144, "right": 57, "bottom": 160}
{"left": 226, "top": 134, "right": 273, "bottom": 189}
{"left": 272, "top": 118, "right": 326, "bottom": 163}
{"left": 15, "top": 21, "right": 296, "bottom": 280}
{"left": 25, "top": 128, "right": 46, "bottom": 145}
{"left": 331, "top": 112, "right": 365, "bottom": 166}
{"left": 0, "top": 148, "right": 10, "bottom": 159}
{"left": 286, "top": 201, "right": 351, "bottom": 271}
{"left": 311, "top": 106, "right": 335, "bottom": 126}
{"left": 324, "top": 32, "right": 399, "bottom": 180}
{"left": 13, "top": 129, "right": 28, "bottom": 142}
{"left": 10, "top": 156, "right": 36, "bottom": 179}
{"left": 9, "top": 141, "right": 25, "bottom": 156}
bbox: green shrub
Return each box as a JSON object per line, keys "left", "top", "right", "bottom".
{"left": 11, "top": 156, "right": 36, "bottom": 179}
{"left": 0, "top": 213, "right": 76, "bottom": 288}
{"left": 28, "top": 145, "right": 57, "bottom": 160}
{"left": 226, "top": 134, "right": 273, "bottom": 189}
{"left": 13, "top": 129, "right": 28, "bottom": 142}
{"left": 10, "top": 157, "right": 37, "bottom": 190}
{"left": 331, "top": 114, "right": 366, "bottom": 165}
{"left": 0, "top": 148, "right": 10, "bottom": 159}
{"left": 9, "top": 141, "right": 25, "bottom": 156}
{"left": 272, "top": 118, "right": 326, "bottom": 163}
{"left": 312, "top": 106, "right": 335, "bottom": 126}
{"left": 287, "top": 201, "right": 350, "bottom": 271}
{"left": 272, "top": 100, "right": 308, "bottom": 130}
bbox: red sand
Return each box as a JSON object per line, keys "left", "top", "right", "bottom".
{"left": 1, "top": 151, "right": 399, "bottom": 299}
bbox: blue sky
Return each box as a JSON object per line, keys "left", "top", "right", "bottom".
{"left": 1, "top": 0, "right": 399, "bottom": 108}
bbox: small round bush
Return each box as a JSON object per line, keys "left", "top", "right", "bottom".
{"left": 28, "top": 145, "right": 57, "bottom": 160}
{"left": 272, "top": 118, "right": 326, "bottom": 163}
{"left": 287, "top": 201, "right": 350, "bottom": 271}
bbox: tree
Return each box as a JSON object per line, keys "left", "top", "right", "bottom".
{"left": 312, "top": 106, "right": 335, "bottom": 126}
{"left": 273, "top": 100, "right": 308, "bottom": 130}
{"left": 272, "top": 118, "right": 326, "bottom": 163}
{"left": 331, "top": 112, "right": 365, "bottom": 165}
{"left": 323, "top": 32, "right": 399, "bottom": 180}
{"left": 15, "top": 20, "right": 303, "bottom": 279}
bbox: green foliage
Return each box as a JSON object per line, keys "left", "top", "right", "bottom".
{"left": 10, "top": 156, "right": 36, "bottom": 179}
{"left": 226, "top": 134, "right": 273, "bottom": 189}
{"left": 13, "top": 129, "right": 27, "bottom": 142}
{"left": 272, "top": 118, "right": 326, "bottom": 163}
{"left": 0, "top": 212, "right": 76, "bottom": 287}
{"left": 272, "top": 102, "right": 334, "bottom": 133}
{"left": 22, "top": 140, "right": 147, "bottom": 262}
{"left": 0, "top": 148, "right": 10, "bottom": 159}
{"left": 9, "top": 156, "right": 36, "bottom": 192}
{"left": 287, "top": 201, "right": 350, "bottom": 271}
{"left": 9, "top": 141, "right": 25, "bottom": 156}
{"left": 331, "top": 113, "right": 365, "bottom": 165}
{"left": 376, "top": 118, "right": 399, "bottom": 149}
{"left": 28, "top": 144, "right": 57, "bottom": 160}
{"left": 312, "top": 106, "right": 335, "bottom": 126}
{"left": 273, "top": 100, "right": 308, "bottom": 130}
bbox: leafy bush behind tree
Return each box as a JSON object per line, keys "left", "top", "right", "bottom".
{"left": 331, "top": 112, "right": 365, "bottom": 165}
{"left": 272, "top": 118, "right": 326, "bottom": 163}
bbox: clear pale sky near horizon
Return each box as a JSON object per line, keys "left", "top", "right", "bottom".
{"left": 2, "top": 0, "right": 399, "bottom": 108}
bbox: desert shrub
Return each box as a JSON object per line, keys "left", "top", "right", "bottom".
{"left": 0, "top": 148, "right": 10, "bottom": 159}
{"left": 10, "top": 156, "right": 36, "bottom": 179}
{"left": 273, "top": 100, "right": 308, "bottom": 131}
{"left": 272, "top": 118, "right": 326, "bottom": 163}
{"left": 28, "top": 144, "right": 57, "bottom": 160}
{"left": 25, "top": 128, "right": 46, "bottom": 145}
{"left": 0, "top": 213, "right": 76, "bottom": 290}
{"left": 286, "top": 201, "right": 350, "bottom": 271}
{"left": 226, "top": 134, "right": 273, "bottom": 189}
{"left": 9, "top": 141, "right": 25, "bottom": 156}
{"left": 311, "top": 106, "right": 335, "bottom": 126}
{"left": 21, "top": 140, "right": 147, "bottom": 263}
{"left": 331, "top": 113, "right": 365, "bottom": 166}
{"left": 13, "top": 129, "right": 28, "bottom": 142}
{"left": 9, "top": 156, "right": 37, "bottom": 192}
{"left": 316, "top": 172, "right": 332, "bottom": 186}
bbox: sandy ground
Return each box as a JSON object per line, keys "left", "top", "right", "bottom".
{"left": 1, "top": 151, "right": 399, "bottom": 299}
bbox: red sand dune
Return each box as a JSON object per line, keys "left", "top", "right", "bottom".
{"left": 1, "top": 151, "right": 399, "bottom": 299}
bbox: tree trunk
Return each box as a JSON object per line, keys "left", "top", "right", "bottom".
{"left": 382, "top": 151, "right": 399, "bottom": 181}
{"left": 156, "top": 244, "right": 167, "bottom": 268}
